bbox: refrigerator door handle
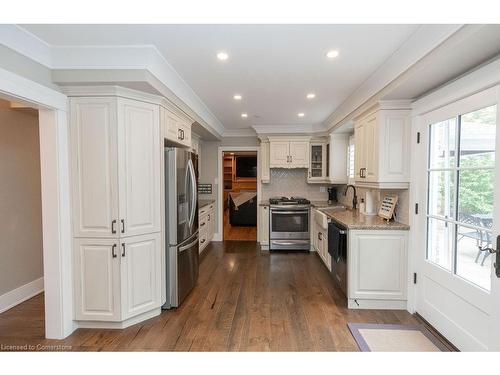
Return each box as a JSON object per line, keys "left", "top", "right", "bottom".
{"left": 187, "top": 158, "right": 197, "bottom": 230}
{"left": 179, "top": 234, "right": 199, "bottom": 252}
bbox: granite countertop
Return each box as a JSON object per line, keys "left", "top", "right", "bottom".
{"left": 319, "top": 208, "right": 410, "bottom": 230}
{"left": 310, "top": 201, "right": 344, "bottom": 208}
{"left": 198, "top": 199, "right": 215, "bottom": 209}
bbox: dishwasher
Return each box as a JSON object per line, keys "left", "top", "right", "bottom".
{"left": 328, "top": 221, "right": 348, "bottom": 297}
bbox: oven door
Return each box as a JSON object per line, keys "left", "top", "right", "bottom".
{"left": 270, "top": 209, "right": 309, "bottom": 240}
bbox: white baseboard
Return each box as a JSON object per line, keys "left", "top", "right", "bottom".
{"left": 212, "top": 232, "right": 222, "bottom": 242}
{"left": 0, "top": 277, "right": 44, "bottom": 314}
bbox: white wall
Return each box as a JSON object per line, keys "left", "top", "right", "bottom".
{"left": 0, "top": 107, "right": 43, "bottom": 297}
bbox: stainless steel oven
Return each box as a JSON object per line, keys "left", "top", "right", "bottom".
{"left": 269, "top": 204, "right": 310, "bottom": 250}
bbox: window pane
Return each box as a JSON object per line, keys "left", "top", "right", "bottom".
{"left": 429, "top": 118, "right": 457, "bottom": 169}
{"left": 428, "top": 170, "right": 455, "bottom": 218}
{"left": 427, "top": 218, "right": 454, "bottom": 271}
{"left": 459, "top": 105, "right": 496, "bottom": 169}
{"left": 311, "top": 145, "right": 323, "bottom": 177}
{"left": 458, "top": 169, "right": 494, "bottom": 222}
{"left": 456, "top": 224, "right": 492, "bottom": 290}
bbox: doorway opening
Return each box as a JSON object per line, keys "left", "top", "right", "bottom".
{"left": 0, "top": 98, "right": 46, "bottom": 339}
{"left": 222, "top": 151, "right": 258, "bottom": 241}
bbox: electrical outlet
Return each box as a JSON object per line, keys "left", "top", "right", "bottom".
{"left": 319, "top": 187, "right": 326, "bottom": 193}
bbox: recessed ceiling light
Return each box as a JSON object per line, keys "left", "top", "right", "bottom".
{"left": 326, "top": 50, "right": 339, "bottom": 59}
{"left": 306, "top": 93, "right": 316, "bottom": 99}
{"left": 241, "top": 113, "right": 248, "bottom": 118}
{"left": 233, "top": 94, "right": 242, "bottom": 100}
{"left": 297, "top": 113, "right": 305, "bottom": 118}
{"left": 217, "top": 51, "right": 229, "bottom": 61}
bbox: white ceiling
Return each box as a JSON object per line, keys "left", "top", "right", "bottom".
{"left": 22, "top": 24, "right": 419, "bottom": 131}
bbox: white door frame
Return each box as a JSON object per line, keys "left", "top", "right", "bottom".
{"left": 0, "top": 67, "right": 75, "bottom": 339}
{"left": 216, "top": 146, "right": 261, "bottom": 242}
{"left": 409, "top": 58, "right": 500, "bottom": 351}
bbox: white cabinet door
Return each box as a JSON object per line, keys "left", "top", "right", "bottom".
{"left": 70, "top": 97, "right": 119, "bottom": 238}
{"left": 118, "top": 98, "right": 161, "bottom": 237}
{"left": 207, "top": 208, "right": 215, "bottom": 241}
{"left": 120, "top": 233, "right": 161, "bottom": 320}
{"left": 354, "top": 121, "right": 365, "bottom": 181}
{"left": 163, "top": 107, "right": 181, "bottom": 143}
{"left": 259, "top": 206, "right": 269, "bottom": 245}
{"left": 73, "top": 238, "right": 121, "bottom": 321}
{"left": 269, "top": 141, "right": 289, "bottom": 167}
{"left": 260, "top": 141, "right": 270, "bottom": 183}
{"left": 289, "top": 141, "right": 309, "bottom": 168}
{"left": 363, "top": 114, "right": 378, "bottom": 182}
{"left": 348, "top": 230, "right": 407, "bottom": 301}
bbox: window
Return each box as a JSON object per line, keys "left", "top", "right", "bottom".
{"left": 426, "top": 105, "right": 496, "bottom": 290}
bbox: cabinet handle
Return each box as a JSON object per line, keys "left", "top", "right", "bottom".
{"left": 121, "top": 243, "right": 126, "bottom": 257}
{"left": 201, "top": 239, "right": 206, "bottom": 244}
{"left": 208, "top": 214, "right": 210, "bottom": 221}
{"left": 121, "top": 219, "right": 125, "bottom": 234}
{"left": 181, "top": 129, "right": 185, "bottom": 140}
{"left": 318, "top": 232, "right": 322, "bottom": 240}
{"left": 111, "top": 219, "right": 116, "bottom": 234}
{"left": 178, "top": 128, "right": 182, "bottom": 140}
{"left": 200, "top": 222, "right": 206, "bottom": 227}
{"left": 112, "top": 244, "right": 117, "bottom": 258}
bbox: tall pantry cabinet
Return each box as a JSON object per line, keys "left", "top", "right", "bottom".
{"left": 69, "top": 92, "right": 162, "bottom": 327}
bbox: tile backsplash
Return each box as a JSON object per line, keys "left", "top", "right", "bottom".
{"left": 337, "top": 186, "right": 410, "bottom": 225}
{"left": 261, "top": 168, "right": 410, "bottom": 225}
{"left": 261, "top": 169, "right": 330, "bottom": 201}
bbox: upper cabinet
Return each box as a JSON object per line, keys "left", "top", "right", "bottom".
{"left": 161, "top": 105, "right": 192, "bottom": 148}
{"left": 308, "top": 141, "right": 328, "bottom": 182}
{"left": 268, "top": 137, "right": 310, "bottom": 168}
{"left": 329, "top": 133, "right": 349, "bottom": 184}
{"left": 354, "top": 102, "right": 411, "bottom": 189}
{"left": 70, "top": 96, "right": 161, "bottom": 238}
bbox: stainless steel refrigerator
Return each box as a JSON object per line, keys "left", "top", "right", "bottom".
{"left": 163, "top": 147, "right": 199, "bottom": 309}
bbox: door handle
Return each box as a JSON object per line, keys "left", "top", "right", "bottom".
{"left": 112, "top": 244, "right": 117, "bottom": 258}
{"left": 494, "top": 235, "right": 500, "bottom": 278}
{"left": 179, "top": 235, "right": 199, "bottom": 252}
{"left": 121, "top": 219, "right": 125, "bottom": 234}
{"left": 121, "top": 243, "right": 126, "bottom": 257}
{"left": 111, "top": 219, "right": 116, "bottom": 234}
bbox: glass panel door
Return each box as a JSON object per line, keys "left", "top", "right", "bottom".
{"left": 310, "top": 144, "right": 323, "bottom": 177}
{"left": 426, "top": 105, "right": 497, "bottom": 290}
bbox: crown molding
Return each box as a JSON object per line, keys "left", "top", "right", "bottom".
{"left": 222, "top": 128, "right": 257, "bottom": 138}
{"left": 4, "top": 26, "right": 225, "bottom": 138}
{"left": 252, "top": 123, "right": 327, "bottom": 136}
{"left": 0, "top": 25, "right": 52, "bottom": 68}
{"left": 323, "top": 24, "right": 464, "bottom": 131}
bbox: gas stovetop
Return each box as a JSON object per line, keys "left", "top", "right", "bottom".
{"left": 269, "top": 196, "right": 311, "bottom": 205}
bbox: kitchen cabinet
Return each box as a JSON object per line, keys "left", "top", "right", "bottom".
{"left": 308, "top": 141, "right": 327, "bottom": 182}
{"left": 328, "top": 133, "right": 349, "bottom": 184}
{"left": 70, "top": 96, "right": 161, "bottom": 238}
{"left": 199, "top": 202, "right": 215, "bottom": 253}
{"left": 259, "top": 205, "right": 269, "bottom": 249}
{"left": 260, "top": 140, "right": 270, "bottom": 183}
{"left": 191, "top": 134, "right": 200, "bottom": 155}
{"left": 312, "top": 209, "right": 331, "bottom": 271}
{"left": 354, "top": 102, "right": 411, "bottom": 189}
{"left": 73, "top": 232, "right": 161, "bottom": 322}
{"left": 268, "top": 137, "right": 310, "bottom": 168}
{"left": 69, "top": 92, "right": 163, "bottom": 327}
{"left": 348, "top": 230, "right": 408, "bottom": 309}
{"left": 161, "top": 105, "right": 192, "bottom": 148}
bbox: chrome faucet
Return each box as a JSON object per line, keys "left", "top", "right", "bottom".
{"left": 344, "top": 185, "right": 358, "bottom": 210}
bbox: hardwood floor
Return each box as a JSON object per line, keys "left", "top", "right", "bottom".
{"left": 0, "top": 241, "right": 444, "bottom": 351}
{"left": 223, "top": 209, "right": 257, "bottom": 241}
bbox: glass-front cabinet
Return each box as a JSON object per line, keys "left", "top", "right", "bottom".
{"left": 308, "top": 141, "right": 328, "bottom": 182}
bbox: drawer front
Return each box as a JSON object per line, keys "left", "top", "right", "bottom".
{"left": 199, "top": 231, "right": 208, "bottom": 252}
